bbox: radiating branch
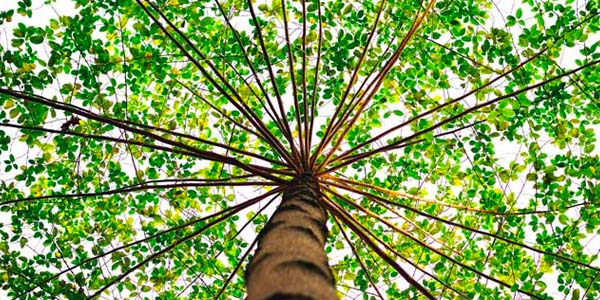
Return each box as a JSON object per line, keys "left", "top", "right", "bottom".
{"left": 324, "top": 186, "right": 539, "bottom": 299}
{"left": 337, "top": 119, "right": 485, "bottom": 167}
{"left": 180, "top": 193, "right": 281, "bottom": 298}
{"left": 325, "top": 180, "right": 600, "bottom": 273}
{"left": 332, "top": 213, "right": 386, "bottom": 300}
{"left": 213, "top": 194, "right": 279, "bottom": 259}
{"left": 136, "top": 0, "right": 299, "bottom": 172}
{"left": 13, "top": 187, "right": 284, "bottom": 298}
{"left": 0, "top": 122, "right": 199, "bottom": 160}
{"left": 0, "top": 88, "right": 286, "bottom": 182}
{"left": 213, "top": 0, "right": 293, "bottom": 159}
{"left": 245, "top": 0, "right": 301, "bottom": 165}
{"left": 307, "top": 0, "right": 324, "bottom": 164}
{"left": 328, "top": 175, "right": 588, "bottom": 216}
{"left": 0, "top": 121, "right": 288, "bottom": 170}
{"left": 87, "top": 197, "right": 259, "bottom": 298}
{"left": 280, "top": 0, "right": 305, "bottom": 167}
{"left": 301, "top": 0, "right": 309, "bottom": 167}
{"left": 328, "top": 10, "right": 600, "bottom": 165}
{"left": 1, "top": 180, "right": 277, "bottom": 207}
{"left": 321, "top": 193, "right": 437, "bottom": 300}
{"left": 213, "top": 231, "right": 260, "bottom": 300}
{"left": 322, "top": 58, "right": 600, "bottom": 174}
{"left": 310, "top": 0, "right": 386, "bottom": 166}
{"left": 315, "top": 0, "right": 437, "bottom": 172}
{"left": 324, "top": 184, "right": 462, "bottom": 261}
{"left": 174, "top": 78, "right": 265, "bottom": 143}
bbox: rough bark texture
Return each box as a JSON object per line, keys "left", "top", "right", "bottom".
{"left": 245, "top": 174, "right": 338, "bottom": 300}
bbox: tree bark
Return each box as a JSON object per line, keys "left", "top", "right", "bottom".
{"left": 245, "top": 174, "right": 338, "bottom": 300}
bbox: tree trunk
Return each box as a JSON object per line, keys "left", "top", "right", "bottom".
{"left": 245, "top": 174, "right": 338, "bottom": 300}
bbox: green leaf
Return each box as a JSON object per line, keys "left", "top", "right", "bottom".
{"left": 13, "top": 28, "right": 25, "bottom": 37}
{"left": 30, "top": 34, "right": 44, "bottom": 44}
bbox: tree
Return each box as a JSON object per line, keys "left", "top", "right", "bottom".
{"left": 0, "top": 0, "right": 599, "bottom": 299}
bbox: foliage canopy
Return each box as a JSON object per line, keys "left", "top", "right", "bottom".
{"left": 1, "top": 0, "right": 600, "bottom": 299}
